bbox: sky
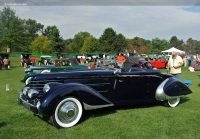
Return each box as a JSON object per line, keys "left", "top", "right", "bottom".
{"left": 0, "top": 0, "right": 200, "bottom": 42}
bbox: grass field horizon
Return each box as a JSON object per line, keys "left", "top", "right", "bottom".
{"left": 0, "top": 56, "right": 200, "bottom": 139}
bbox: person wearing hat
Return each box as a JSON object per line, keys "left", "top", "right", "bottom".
{"left": 167, "top": 51, "right": 183, "bottom": 80}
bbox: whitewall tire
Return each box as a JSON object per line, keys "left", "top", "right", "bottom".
{"left": 50, "top": 97, "right": 83, "bottom": 128}
{"left": 164, "top": 97, "right": 180, "bottom": 107}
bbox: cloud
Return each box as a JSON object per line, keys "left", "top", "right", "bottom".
{"left": 1, "top": 0, "right": 200, "bottom": 5}
{"left": 0, "top": 5, "right": 200, "bottom": 41}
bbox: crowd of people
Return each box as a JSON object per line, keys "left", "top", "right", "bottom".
{"left": 2, "top": 52, "right": 200, "bottom": 74}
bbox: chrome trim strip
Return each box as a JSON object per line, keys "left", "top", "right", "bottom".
{"left": 97, "top": 90, "right": 109, "bottom": 93}
{"left": 31, "top": 79, "right": 63, "bottom": 83}
{"left": 118, "top": 75, "right": 162, "bottom": 78}
{"left": 85, "top": 83, "right": 111, "bottom": 86}
{"left": 114, "top": 79, "right": 117, "bottom": 89}
{"left": 83, "top": 102, "right": 114, "bottom": 110}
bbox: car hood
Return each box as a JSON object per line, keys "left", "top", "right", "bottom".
{"left": 31, "top": 67, "right": 166, "bottom": 81}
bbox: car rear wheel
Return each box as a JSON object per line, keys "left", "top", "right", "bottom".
{"left": 25, "top": 77, "right": 32, "bottom": 85}
{"left": 164, "top": 97, "right": 180, "bottom": 107}
{"left": 50, "top": 97, "right": 83, "bottom": 128}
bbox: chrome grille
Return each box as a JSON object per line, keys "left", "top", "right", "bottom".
{"left": 29, "top": 79, "right": 64, "bottom": 93}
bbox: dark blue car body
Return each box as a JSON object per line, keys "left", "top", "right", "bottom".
{"left": 18, "top": 67, "right": 192, "bottom": 128}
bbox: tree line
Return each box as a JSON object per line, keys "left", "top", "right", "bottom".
{"left": 0, "top": 6, "right": 200, "bottom": 55}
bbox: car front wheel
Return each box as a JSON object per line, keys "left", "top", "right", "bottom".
{"left": 164, "top": 97, "right": 180, "bottom": 107}
{"left": 50, "top": 97, "right": 83, "bottom": 128}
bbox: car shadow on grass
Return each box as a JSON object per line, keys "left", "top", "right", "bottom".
{"left": 33, "top": 114, "right": 52, "bottom": 127}
{"left": 80, "top": 102, "right": 161, "bottom": 124}
{"left": 0, "top": 122, "right": 7, "bottom": 128}
{"left": 81, "top": 98, "right": 191, "bottom": 124}
{"left": 180, "top": 96, "right": 191, "bottom": 104}
{"left": 32, "top": 97, "right": 191, "bottom": 128}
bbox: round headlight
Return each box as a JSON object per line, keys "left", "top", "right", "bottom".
{"left": 23, "top": 87, "right": 30, "bottom": 95}
{"left": 28, "top": 89, "right": 39, "bottom": 98}
{"left": 43, "top": 84, "right": 50, "bottom": 93}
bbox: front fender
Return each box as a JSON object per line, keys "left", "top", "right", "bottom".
{"left": 21, "top": 72, "right": 36, "bottom": 82}
{"left": 39, "top": 82, "right": 113, "bottom": 116}
{"left": 156, "top": 77, "right": 192, "bottom": 101}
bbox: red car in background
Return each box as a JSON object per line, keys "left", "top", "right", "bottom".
{"left": 150, "top": 59, "right": 168, "bottom": 69}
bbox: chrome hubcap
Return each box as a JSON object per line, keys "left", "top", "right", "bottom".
{"left": 58, "top": 101, "right": 78, "bottom": 123}
{"left": 169, "top": 98, "right": 178, "bottom": 104}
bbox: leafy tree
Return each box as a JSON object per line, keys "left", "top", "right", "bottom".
{"left": 43, "top": 25, "right": 64, "bottom": 52}
{"left": 0, "top": 7, "right": 44, "bottom": 52}
{"left": 140, "top": 39, "right": 151, "bottom": 54}
{"left": 127, "top": 37, "right": 151, "bottom": 54}
{"left": 66, "top": 32, "right": 91, "bottom": 53}
{"left": 22, "top": 19, "right": 44, "bottom": 49}
{"left": 195, "top": 41, "right": 200, "bottom": 54}
{"left": 81, "top": 36, "right": 101, "bottom": 53}
{"left": 186, "top": 38, "right": 196, "bottom": 54}
{"left": 151, "top": 38, "right": 169, "bottom": 54}
{"left": 0, "top": 6, "right": 25, "bottom": 51}
{"left": 127, "top": 39, "right": 137, "bottom": 53}
{"left": 169, "top": 36, "right": 184, "bottom": 50}
{"left": 65, "top": 42, "right": 77, "bottom": 53}
{"left": 112, "top": 33, "right": 127, "bottom": 52}
{"left": 30, "top": 35, "right": 52, "bottom": 53}
{"left": 99, "top": 27, "right": 117, "bottom": 52}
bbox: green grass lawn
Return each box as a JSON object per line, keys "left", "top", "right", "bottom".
{"left": 0, "top": 56, "right": 200, "bottom": 139}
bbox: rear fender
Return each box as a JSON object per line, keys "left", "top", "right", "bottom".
{"left": 156, "top": 77, "right": 192, "bottom": 101}
{"left": 39, "top": 82, "right": 113, "bottom": 116}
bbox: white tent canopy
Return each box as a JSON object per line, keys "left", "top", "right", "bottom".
{"left": 161, "top": 47, "right": 185, "bottom": 54}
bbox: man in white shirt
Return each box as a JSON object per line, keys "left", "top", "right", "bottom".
{"left": 167, "top": 51, "right": 183, "bottom": 80}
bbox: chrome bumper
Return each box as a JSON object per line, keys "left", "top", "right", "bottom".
{"left": 18, "top": 92, "right": 39, "bottom": 114}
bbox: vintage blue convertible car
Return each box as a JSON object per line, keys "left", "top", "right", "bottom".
{"left": 18, "top": 67, "right": 192, "bottom": 128}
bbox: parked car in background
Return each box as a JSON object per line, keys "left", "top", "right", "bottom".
{"left": 18, "top": 66, "right": 192, "bottom": 128}
{"left": 85, "top": 53, "right": 99, "bottom": 63}
{"left": 38, "top": 55, "right": 53, "bottom": 66}
{"left": 21, "top": 58, "right": 89, "bottom": 85}
{"left": 0, "top": 52, "right": 9, "bottom": 59}
{"left": 150, "top": 56, "right": 168, "bottom": 69}
{"left": 123, "top": 56, "right": 153, "bottom": 69}
{"left": 97, "top": 56, "right": 153, "bottom": 69}
{"left": 140, "top": 54, "right": 148, "bottom": 59}
{"left": 20, "top": 53, "right": 32, "bottom": 67}
{"left": 56, "top": 53, "right": 68, "bottom": 59}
